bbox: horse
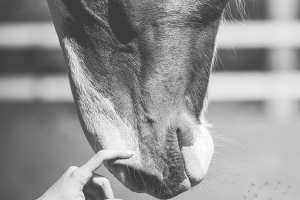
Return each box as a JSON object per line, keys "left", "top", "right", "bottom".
{"left": 47, "top": 0, "right": 231, "bottom": 198}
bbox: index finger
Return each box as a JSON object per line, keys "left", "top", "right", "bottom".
{"left": 80, "top": 149, "right": 134, "bottom": 173}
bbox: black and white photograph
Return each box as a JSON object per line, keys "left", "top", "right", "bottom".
{"left": 0, "top": 0, "right": 299, "bottom": 199}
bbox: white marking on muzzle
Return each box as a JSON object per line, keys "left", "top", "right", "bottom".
{"left": 181, "top": 125, "right": 214, "bottom": 181}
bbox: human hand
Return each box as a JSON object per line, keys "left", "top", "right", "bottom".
{"left": 37, "top": 150, "right": 134, "bottom": 200}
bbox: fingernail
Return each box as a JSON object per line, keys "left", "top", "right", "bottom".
{"left": 125, "top": 150, "right": 135, "bottom": 155}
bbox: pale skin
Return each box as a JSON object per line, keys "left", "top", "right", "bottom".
{"left": 37, "top": 150, "right": 134, "bottom": 200}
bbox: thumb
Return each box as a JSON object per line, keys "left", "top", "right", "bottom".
{"left": 84, "top": 173, "right": 115, "bottom": 200}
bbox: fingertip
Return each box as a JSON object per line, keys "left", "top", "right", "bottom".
{"left": 109, "top": 150, "right": 134, "bottom": 160}
{"left": 119, "top": 150, "right": 134, "bottom": 159}
{"left": 124, "top": 150, "right": 135, "bottom": 156}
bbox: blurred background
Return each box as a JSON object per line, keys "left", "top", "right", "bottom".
{"left": 0, "top": 0, "right": 299, "bottom": 200}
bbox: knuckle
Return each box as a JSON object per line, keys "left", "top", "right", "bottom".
{"left": 101, "top": 176, "right": 110, "bottom": 184}
{"left": 70, "top": 168, "right": 84, "bottom": 180}
{"left": 70, "top": 169, "right": 92, "bottom": 185}
{"left": 67, "top": 166, "right": 78, "bottom": 173}
{"left": 94, "top": 176, "right": 110, "bottom": 189}
{"left": 98, "top": 177, "right": 110, "bottom": 188}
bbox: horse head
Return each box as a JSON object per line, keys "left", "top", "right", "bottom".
{"left": 47, "top": 0, "right": 229, "bottom": 198}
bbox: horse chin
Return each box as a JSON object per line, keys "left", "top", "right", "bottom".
{"left": 106, "top": 158, "right": 192, "bottom": 199}
{"left": 104, "top": 125, "right": 214, "bottom": 199}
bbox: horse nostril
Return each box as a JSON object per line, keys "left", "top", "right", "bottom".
{"left": 147, "top": 117, "right": 154, "bottom": 124}
{"left": 175, "top": 127, "right": 194, "bottom": 148}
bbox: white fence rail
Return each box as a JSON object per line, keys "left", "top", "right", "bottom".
{"left": 1, "top": 73, "right": 300, "bottom": 102}
{"left": 0, "top": 75, "right": 71, "bottom": 102}
{"left": 0, "top": 22, "right": 59, "bottom": 49}
{"left": 1, "top": 21, "right": 300, "bottom": 49}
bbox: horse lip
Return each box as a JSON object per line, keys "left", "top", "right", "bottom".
{"left": 106, "top": 155, "right": 164, "bottom": 182}
{"left": 106, "top": 154, "right": 192, "bottom": 199}
{"left": 105, "top": 158, "right": 164, "bottom": 195}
